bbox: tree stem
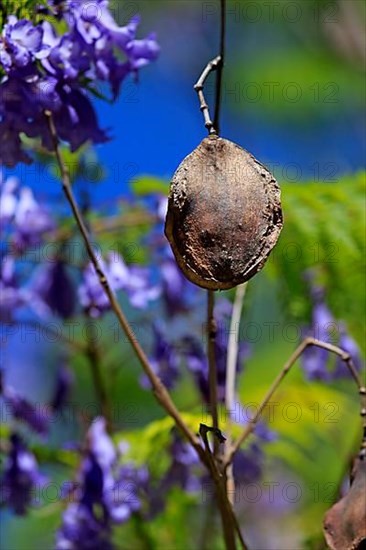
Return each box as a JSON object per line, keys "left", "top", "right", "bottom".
{"left": 225, "top": 337, "right": 365, "bottom": 466}
{"left": 214, "top": 0, "right": 226, "bottom": 133}
{"left": 85, "top": 336, "right": 113, "bottom": 431}
{"left": 225, "top": 282, "right": 247, "bottom": 503}
{"left": 207, "top": 289, "right": 219, "bottom": 447}
{"left": 45, "top": 111, "right": 204, "bottom": 461}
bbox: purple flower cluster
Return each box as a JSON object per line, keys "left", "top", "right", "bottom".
{"left": 302, "top": 285, "right": 363, "bottom": 380}
{"left": 0, "top": 2, "right": 159, "bottom": 166}
{"left": 50, "top": 363, "right": 74, "bottom": 412}
{"left": 0, "top": 174, "right": 58, "bottom": 321}
{"left": 1, "top": 361, "right": 73, "bottom": 436}
{"left": 0, "top": 254, "right": 50, "bottom": 321}
{"left": 78, "top": 252, "right": 160, "bottom": 317}
{"left": 160, "top": 252, "right": 198, "bottom": 316}
{"left": 183, "top": 299, "right": 250, "bottom": 403}
{"left": 33, "top": 260, "right": 76, "bottom": 319}
{"left": 151, "top": 217, "right": 200, "bottom": 316}
{"left": 0, "top": 255, "right": 21, "bottom": 321}
{"left": 233, "top": 423, "right": 277, "bottom": 487}
{"left": 141, "top": 322, "right": 180, "bottom": 390}
{"left": 1, "top": 433, "right": 45, "bottom": 515}
{"left": 56, "top": 417, "right": 148, "bottom": 549}
{"left": 0, "top": 174, "right": 54, "bottom": 251}
{"left": 3, "top": 385, "right": 48, "bottom": 435}
{"left": 163, "top": 430, "right": 200, "bottom": 493}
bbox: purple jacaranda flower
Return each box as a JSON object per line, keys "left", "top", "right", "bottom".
{"left": 0, "top": 17, "right": 48, "bottom": 71}
{"left": 333, "top": 324, "right": 363, "bottom": 378}
{"left": 107, "top": 463, "right": 148, "bottom": 523}
{"left": 3, "top": 385, "right": 48, "bottom": 435}
{"left": 183, "top": 335, "right": 209, "bottom": 401}
{"left": 0, "top": 75, "right": 36, "bottom": 166}
{"left": 41, "top": 22, "right": 90, "bottom": 80}
{"left": 233, "top": 420, "right": 277, "bottom": 493}
{"left": 160, "top": 257, "right": 191, "bottom": 316}
{"left": 164, "top": 430, "right": 200, "bottom": 493}
{"left": 302, "top": 344, "right": 331, "bottom": 380}
{"left": 0, "top": 255, "right": 52, "bottom": 321}
{"left": 183, "top": 332, "right": 247, "bottom": 403}
{"left": 0, "top": 256, "right": 22, "bottom": 322}
{"left": 254, "top": 421, "right": 277, "bottom": 443}
{"left": 1, "top": 433, "right": 44, "bottom": 515}
{"left": 64, "top": 5, "right": 159, "bottom": 97}
{"left": 183, "top": 298, "right": 250, "bottom": 403}
{"left": 51, "top": 86, "right": 109, "bottom": 151}
{"left": 0, "top": 73, "right": 109, "bottom": 167}
{"left": 124, "top": 266, "right": 160, "bottom": 309}
{"left": 0, "top": 174, "right": 18, "bottom": 225}
{"left": 78, "top": 258, "right": 110, "bottom": 317}
{"left": 67, "top": 2, "right": 138, "bottom": 47}
{"left": 79, "top": 253, "right": 159, "bottom": 317}
{"left": 0, "top": 119, "right": 33, "bottom": 167}
{"left": 108, "top": 252, "right": 160, "bottom": 308}
{"left": 230, "top": 414, "right": 276, "bottom": 488}
{"left": 302, "top": 287, "right": 335, "bottom": 380}
{"left": 229, "top": 418, "right": 276, "bottom": 487}
{"left": 13, "top": 187, "right": 54, "bottom": 250}
{"left": 0, "top": 7, "right": 159, "bottom": 167}
{"left": 145, "top": 430, "right": 200, "bottom": 519}
{"left": 57, "top": 418, "right": 147, "bottom": 549}
{"left": 157, "top": 245, "right": 198, "bottom": 316}
{"left": 0, "top": 77, "right": 34, "bottom": 167}
{"left": 126, "top": 33, "right": 160, "bottom": 70}
{"left": 140, "top": 323, "right": 180, "bottom": 390}
{"left": 87, "top": 417, "right": 116, "bottom": 470}
{"left": 302, "top": 283, "right": 363, "bottom": 380}
{"left": 33, "top": 261, "right": 76, "bottom": 319}
{"left": 56, "top": 502, "right": 113, "bottom": 550}
{"left": 232, "top": 444, "right": 264, "bottom": 486}
{"left": 50, "top": 364, "right": 74, "bottom": 411}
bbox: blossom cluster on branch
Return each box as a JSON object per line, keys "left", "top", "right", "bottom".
{"left": 0, "top": 0, "right": 159, "bottom": 167}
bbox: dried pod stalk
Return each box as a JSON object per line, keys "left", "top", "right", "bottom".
{"left": 165, "top": 135, "right": 283, "bottom": 290}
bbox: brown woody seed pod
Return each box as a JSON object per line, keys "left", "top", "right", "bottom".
{"left": 323, "top": 457, "right": 366, "bottom": 550}
{"left": 165, "top": 135, "right": 283, "bottom": 290}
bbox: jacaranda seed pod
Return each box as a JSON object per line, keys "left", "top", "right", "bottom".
{"left": 323, "top": 457, "right": 366, "bottom": 550}
{"left": 165, "top": 135, "right": 283, "bottom": 290}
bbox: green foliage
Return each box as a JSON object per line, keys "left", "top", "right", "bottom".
{"left": 266, "top": 171, "right": 366, "bottom": 344}
{"left": 131, "top": 175, "right": 169, "bottom": 196}
{"left": 34, "top": 145, "right": 106, "bottom": 185}
{"left": 1, "top": 1, "right": 47, "bottom": 26}
{"left": 115, "top": 413, "right": 203, "bottom": 470}
{"left": 112, "top": 489, "right": 203, "bottom": 550}
{"left": 229, "top": 50, "right": 364, "bottom": 122}
{"left": 227, "top": 0, "right": 365, "bottom": 123}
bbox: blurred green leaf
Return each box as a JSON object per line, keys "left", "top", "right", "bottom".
{"left": 229, "top": 47, "right": 365, "bottom": 121}
{"left": 266, "top": 171, "right": 366, "bottom": 344}
{"left": 131, "top": 176, "right": 168, "bottom": 196}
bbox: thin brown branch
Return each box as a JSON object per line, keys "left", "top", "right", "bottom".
{"left": 207, "top": 289, "right": 219, "bottom": 446}
{"left": 225, "top": 282, "right": 247, "bottom": 503}
{"left": 44, "top": 111, "right": 204, "bottom": 461}
{"left": 200, "top": 424, "right": 247, "bottom": 550}
{"left": 224, "top": 337, "right": 365, "bottom": 467}
{"left": 194, "top": 55, "right": 222, "bottom": 134}
{"left": 214, "top": 0, "right": 226, "bottom": 133}
{"left": 51, "top": 212, "right": 157, "bottom": 243}
{"left": 85, "top": 336, "right": 113, "bottom": 430}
